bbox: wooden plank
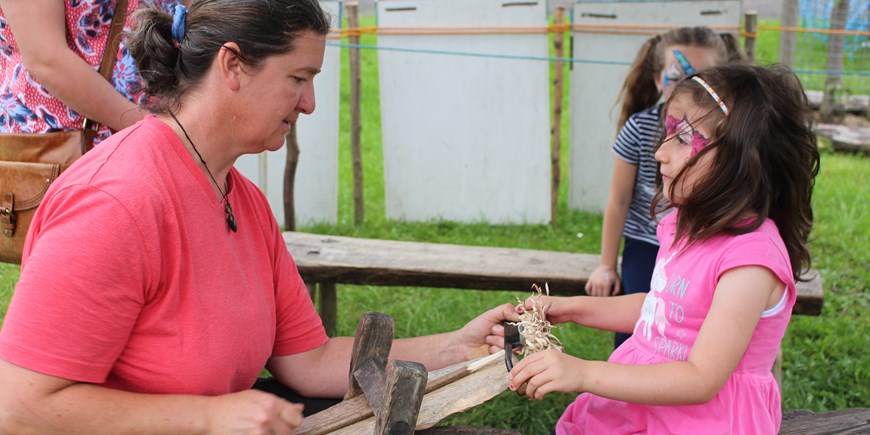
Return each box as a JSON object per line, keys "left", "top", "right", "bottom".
{"left": 284, "top": 232, "right": 596, "bottom": 294}
{"left": 285, "top": 232, "right": 824, "bottom": 315}
{"left": 780, "top": 408, "right": 870, "bottom": 434}
{"left": 419, "top": 428, "right": 520, "bottom": 435}
{"left": 815, "top": 123, "right": 870, "bottom": 155}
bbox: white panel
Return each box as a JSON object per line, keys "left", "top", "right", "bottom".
{"left": 568, "top": 0, "right": 741, "bottom": 212}
{"left": 377, "top": 0, "right": 551, "bottom": 224}
{"left": 236, "top": 0, "right": 341, "bottom": 227}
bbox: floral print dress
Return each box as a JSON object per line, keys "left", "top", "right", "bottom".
{"left": 0, "top": 0, "right": 181, "bottom": 138}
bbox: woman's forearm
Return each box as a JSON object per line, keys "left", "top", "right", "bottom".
{"left": 0, "top": 360, "right": 211, "bottom": 434}
{"left": 26, "top": 49, "right": 146, "bottom": 131}
{"left": 4, "top": 0, "right": 146, "bottom": 131}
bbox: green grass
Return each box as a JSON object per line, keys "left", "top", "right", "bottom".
{"left": 1, "top": 15, "right": 868, "bottom": 433}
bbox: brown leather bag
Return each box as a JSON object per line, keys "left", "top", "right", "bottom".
{"left": 0, "top": 0, "right": 127, "bottom": 264}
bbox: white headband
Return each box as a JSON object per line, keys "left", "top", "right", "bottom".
{"left": 691, "top": 76, "right": 729, "bottom": 115}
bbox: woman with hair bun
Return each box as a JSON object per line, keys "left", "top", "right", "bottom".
{"left": 0, "top": 1, "right": 515, "bottom": 432}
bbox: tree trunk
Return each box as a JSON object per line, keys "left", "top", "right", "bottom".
{"left": 820, "top": 0, "right": 850, "bottom": 123}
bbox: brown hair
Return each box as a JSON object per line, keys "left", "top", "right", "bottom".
{"left": 127, "top": 0, "right": 331, "bottom": 113}
{"left": 616, "top": 27, "right": 745, "bottom": 129}
{"left": 652, "top": 64, "right": 820, "bottom": 281}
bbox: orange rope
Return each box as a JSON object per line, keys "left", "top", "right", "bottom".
{"left": 334, "top": 24, "right": 866, "bottom": 38}
{"left": 571, "top": 23, "right": 740, "bottom": 32}
{"left": 759, "top": 25, "right": 870, "bottom": 37}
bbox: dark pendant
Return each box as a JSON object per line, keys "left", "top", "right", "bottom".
{"left": 225, "top": 203, "right": 237, "bottom": 232}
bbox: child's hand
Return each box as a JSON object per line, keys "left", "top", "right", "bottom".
{"left": 508, "top": 349, "right": 585, "bottom": 400}
{"left": 586, "top": 265, "right": 621, "bottom": 297}
{"left": 521, "top": 295, "right": 576, "bottom": 325}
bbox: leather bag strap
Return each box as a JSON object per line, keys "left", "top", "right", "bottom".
{"left": 81, "top": 0, "right": 130, "bottom": 153}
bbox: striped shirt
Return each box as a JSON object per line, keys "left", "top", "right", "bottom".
{"left": 613, "top": 104, "right": 671, "bottom": 245}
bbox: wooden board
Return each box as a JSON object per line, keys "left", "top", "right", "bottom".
{"left": 780, "top": 408, "right": 870, "bottom": 434}
{"left": 285, "top": 232, "right": 824, "bottom": 315}
{"left": 285, "top": 231, "right": 597, "bottom": 294}
{"left": 815, "top": 123, "right": 870, "bottom": 154}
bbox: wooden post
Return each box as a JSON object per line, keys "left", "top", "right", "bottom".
{"left": 319, "top": 280, "right": 337, "bottom": 337}
{"left": 283, "top": 122, "right": 300, "bottom": 231}
{"left": 778, "top": 0, "right": 799, "bottom": 67}
{"left": 773, "top": 347, "right": 783, "bottom": 388}
{"left": 744, "top": 11, "right": 758, "bottom": 63}
{"left": 305, "top": 282, "right": 317, "bottom": 299}
{"left": 820, "top": 0, "right": 850, "bottom": 123}
{"left": 347, "top": 2, "right": 364, "bottom": 226}
{"left": 550, "top": 6, "right": 565, "bottom": 226}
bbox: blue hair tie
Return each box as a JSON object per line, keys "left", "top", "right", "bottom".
{"left": 171, "top": 4, "right": 188, "bottom": 43}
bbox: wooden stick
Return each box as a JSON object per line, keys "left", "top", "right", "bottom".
{"left": 319, "top": 280, "right": 337, "bottom": 337}
{"left": 283, "top": 122, "right": 299, "bottom": 230}
{"left": 347, "top": 2, "right": 364, "bottom": 226}
{"left": 744, "top": 11, "right": 758, "bottom": 63}
{"left": 550, "top": 6, "right": 565, "bottom": 226}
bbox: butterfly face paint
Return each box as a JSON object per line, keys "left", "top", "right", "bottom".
{"left": 665, "top": 114, "right": 710, "bottom": 157}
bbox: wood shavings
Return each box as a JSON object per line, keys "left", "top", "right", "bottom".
{"left": 511, "top": 283, "right": 564, "bottom": 356}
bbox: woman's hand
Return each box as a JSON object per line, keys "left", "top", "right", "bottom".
{"left": 206, "top": 390, "right": 304, "bottom": 434}
{"left": 585, "top": 265, "right": 621, "bottom": 297}
{"left": 508, "top": 349, "right": 586, "bottom": 400}
{"left": 455, "top": 303, "right": 519, "bottom": 359}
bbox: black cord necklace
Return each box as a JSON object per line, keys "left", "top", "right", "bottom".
{"left": 168, "top": 110, "right": 238, "bottom": 232}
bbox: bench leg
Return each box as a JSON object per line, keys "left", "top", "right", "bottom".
{"left": 773, "top": 347, "right": 783, "bottom": 388}
{"left": 319, "top": 280, "right": 337, "bottom": 337}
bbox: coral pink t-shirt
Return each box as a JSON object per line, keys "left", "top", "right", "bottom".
{"left": 557, "top": 212, "right": 795, "bottom": 434}
{"left": 0, "top": 116, "right": 327, "bottom": 394}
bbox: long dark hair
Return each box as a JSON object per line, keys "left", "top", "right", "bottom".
{"left": 616, "top": 27, "right": 745, "bottom": 129}
{"left": 652, "top": 64, "right": 820, "bottom": 281}
{"left": 127, "top": 0, "right": 331, "bottom": 112}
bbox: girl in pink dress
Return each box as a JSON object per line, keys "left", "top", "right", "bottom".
{"left": 508, "top": 63, "right": 819, "bottom": 434}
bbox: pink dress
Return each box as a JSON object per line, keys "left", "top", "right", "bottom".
{"left": 557, "top": 212, "right": 796, "bottom": 434}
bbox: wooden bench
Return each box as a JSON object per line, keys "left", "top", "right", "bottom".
{"left": 284, "top": 231, "right": 824, "bottom": 337}
{"left": 779, "top": 408, "right": 870, "bottom": 434}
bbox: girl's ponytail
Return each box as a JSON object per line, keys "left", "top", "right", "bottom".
{"left": 616, "top": 36, "right": 662, "bottom": 129}
{"left": 718, "top": 32, "right": 747, "bottom": 63}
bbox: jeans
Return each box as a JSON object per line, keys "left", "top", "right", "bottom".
{"left": 614, "top": 237, "right": 660, "bottom": 348}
